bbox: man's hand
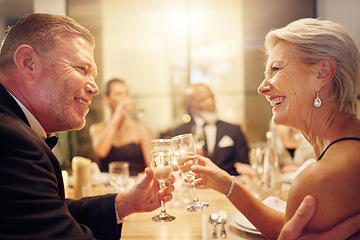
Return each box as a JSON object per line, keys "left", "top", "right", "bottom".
{"left": 279, "top": 195, "right": 360, "bottom": 240}
{"left": 114, "top": 167, "right": 175, "bottom": 219}
{"left": 234, "top": 162, "right": 258, "bottom": 178}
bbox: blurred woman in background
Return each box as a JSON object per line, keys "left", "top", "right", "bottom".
{"left": 90, "top": 78, "right": 152, "bottom": 175}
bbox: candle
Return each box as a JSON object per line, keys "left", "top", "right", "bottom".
{"left": 72, "top": 156, "right": 92, "bottom": 199}
{"left": 61, "top": 170, "right": 69, "bottom": 198}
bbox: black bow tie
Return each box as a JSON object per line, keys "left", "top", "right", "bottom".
{"left": 45, "top": 136, "right": 58, "bottom": 150}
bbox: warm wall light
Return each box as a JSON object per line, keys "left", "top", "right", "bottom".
{"left": 182, "top": 113, "right": 191, "bottom": 123}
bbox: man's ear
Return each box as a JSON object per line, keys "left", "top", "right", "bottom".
{"left": 13, "top": 45, "right": 38, "bottom": 80}
{"left": 316, "top": 58, "right": 337, "bottom": 87}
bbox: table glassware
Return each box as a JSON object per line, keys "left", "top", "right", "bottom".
{"left": 150, "top": 139, "right": 176, "bottom": 222}
{"left": 261, "top": 131, "right": 281, "bottom": 197}
{"left": 109, "top": 161, "right": 130, "bottom": 192}
{"left": 249, "top": 142, "right": 266, "bottom": 175}
{"left": 171, "top": 133, "right": 209, "bottom": 212}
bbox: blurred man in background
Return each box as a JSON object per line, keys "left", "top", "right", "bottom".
{"left": 172, "top": 83, "right": 249, "bottom": 175}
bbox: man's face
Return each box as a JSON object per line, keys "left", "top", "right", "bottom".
{"left": 192, "top": 85, "right": 216, "bottom": 112}
{"left": 32, "top": 33, "right": 99, "bottom": 133}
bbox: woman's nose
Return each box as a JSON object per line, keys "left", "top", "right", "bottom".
{"left": 257, "top": 78, "right": 272, "bottom": 96}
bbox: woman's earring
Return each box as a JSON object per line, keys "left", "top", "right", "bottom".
{"left": 314, "top": 91, "right": 321, "bottom": 108}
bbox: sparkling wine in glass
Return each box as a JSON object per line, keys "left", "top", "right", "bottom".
{"left": 171, "top": 133, "right": 209, "bottom": 212}
{"left": 150, "top": 139, "right": 176, "bottom": 222}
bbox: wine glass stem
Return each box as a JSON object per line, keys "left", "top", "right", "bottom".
{"left": 159, "top": 182, "right": 168, "bottom": 215}
{"left": 189, "top": 175, "right": 200, "bottom": 204}
{"left": 160, "top": 200, "right": 167, "bottom": 215}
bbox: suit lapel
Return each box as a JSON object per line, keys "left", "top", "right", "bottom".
{"left": 0, "top": 84, "right": 65, "bottom": 200}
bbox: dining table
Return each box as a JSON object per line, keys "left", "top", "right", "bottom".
{"left": 67, "top": 173, "right": 290, "bottom": 240}
{"left": 120, "top": 186, "right": 268, "bottom": 240}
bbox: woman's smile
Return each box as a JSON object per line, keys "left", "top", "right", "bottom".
{"left": 268, "top": 96, "right": 285, "bottom": 107}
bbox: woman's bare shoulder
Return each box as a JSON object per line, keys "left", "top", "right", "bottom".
{"left": 285, "top": 162, "right": 319, "bottom": 221}
{"left": 286, "top": 143, "right": 360, "bottom": 232}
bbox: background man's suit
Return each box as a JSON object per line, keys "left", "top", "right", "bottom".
{"left": 172, "top": 118, "right": 249, "bottom": 175}
{"left": 0, "top": 84, "right": 121, "bottom": 240}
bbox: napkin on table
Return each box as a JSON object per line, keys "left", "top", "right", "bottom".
{"left": 281, "top": 158, "right": 316, "bottom": 183}
{"left": 262, "top": 195, "right": 286, "bottom": 213}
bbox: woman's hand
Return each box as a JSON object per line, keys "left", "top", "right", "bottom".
{"left": 113, "top": 97, "right": 135, "bottom": 119}
{"left": 190, "top": 155, "right": 233, "bottom": 195}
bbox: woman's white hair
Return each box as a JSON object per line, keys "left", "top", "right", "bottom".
{"left": 264, "top": 18, "right": 359, "bottom": 115}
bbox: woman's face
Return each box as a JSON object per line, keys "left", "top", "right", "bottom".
{"left": 106, "top": 82, "right": 129, "bottom": 110}
{"left": 257, "top": 41, "right": 317, "bottom": 127}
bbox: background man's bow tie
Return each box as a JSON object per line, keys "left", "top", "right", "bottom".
{"left": 45, "top": 136, "right": 58, "bottom": 150}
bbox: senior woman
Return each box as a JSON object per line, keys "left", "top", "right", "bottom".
{"left": 191, "top": 18, "right": 360, "bottom": 239}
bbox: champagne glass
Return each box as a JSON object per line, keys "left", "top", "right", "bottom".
{"left": 171, "top": 133, "right": 209, "bottom": 212}
{"left": 150, "top": 139, "right": 176, "bottom": 222}
{"left": 109, "top": 161, "right": 130, "bottom": 192}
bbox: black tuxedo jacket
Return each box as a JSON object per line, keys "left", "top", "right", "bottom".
{"left": 172, "top": 119, "right": 249, "bottom": 175}
{"left": 0, "top": 84, "right": 121, "bottom": 240}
